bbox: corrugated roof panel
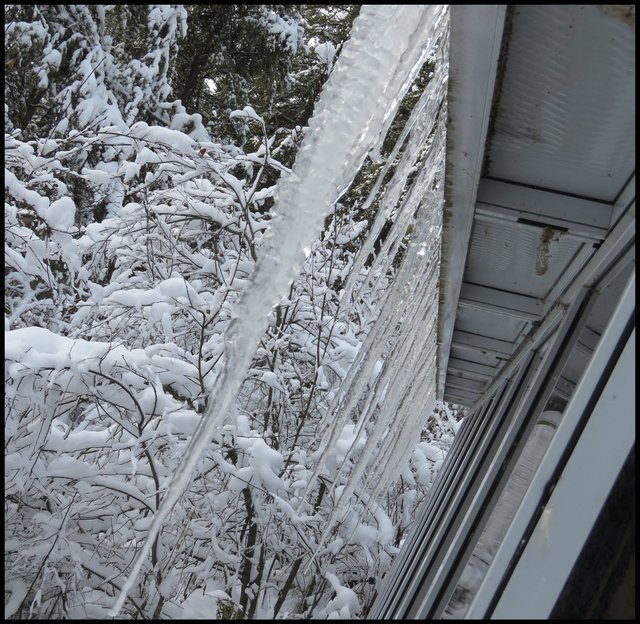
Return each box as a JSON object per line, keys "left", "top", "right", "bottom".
{"left": 487, "top": 5, "right": 635, "bottom": 202}
{"left": 463, "top": 220, "right": 587, "bottom": 299}
{"left": 454, "top": 306, "right": 529, "bottom": 344}
{"left": 450, "top": 343, "right": 504, "bottom": 370}
{"left": 437, "top": 4, "right": 634, "bottom": 408}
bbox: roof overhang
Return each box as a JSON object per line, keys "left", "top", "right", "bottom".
{"left": 437, "top": 5, "right": 507, "bottom": 402}
{"left": 437, "top": 5, "right": 636, "bottom": 407}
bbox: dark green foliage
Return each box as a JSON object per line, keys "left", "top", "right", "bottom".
{"left": 4, "top": 5, "right": 51, "bottom": 133}
{"left": 171, "top": 5, "right": 360, "bottom": 143}
{"left": 172, "top": 5, "right": 303, "bottom": 141}
{"left": 270, "top": 5, "right": 361, "bottom": 131}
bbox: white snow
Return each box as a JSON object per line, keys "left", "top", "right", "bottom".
{"left": 128, "top": 122, "right": 196, "bottom": 152}
{"left": 236, "top": 435, "right": 285, "bottom": 492}
{"left": 258, "top": 370, "right": 284, "bottom": 391}
{"left": 4, "top": 580, "right": 29, "bottom": 619}
{"left": 103, "top": 276, "right": 205, "bottom": 310}
{"left": 28, "top": 5, "right": 452, "bottom": 617}
{"left": 81, "top": 166, "right": 113, "bottom": 186}
{"left": 229, "top": 106, "right": 263, "bottom": 123}
{"left": 258, "top": 7, "right": 303, "bottom": 54}
{"left": 4, "top": 169, "right": 50, "bottom": 215}
{"left": 314, "top": 41, "right": 337, "bottom": 68}
{"left": 42, "top": 48, "right": 62, "bottom": 69}
{"left": 323, "top": 571, "right": 360, "bottom": 618}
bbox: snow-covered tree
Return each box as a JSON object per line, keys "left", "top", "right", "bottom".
{"left": 5, "top": 4, "right": 458, "bottom": 619}
{"left": 5, "top": 5, "right": 187, "bottom": 137}
{"left": 171, "top": 5, "right": 303, "bottom": 143}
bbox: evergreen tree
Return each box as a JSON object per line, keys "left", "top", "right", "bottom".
{"left": 4, "top": 4, "right": 187, "bottom": 138}
{"left": 171, "top": 5, "right": 303, "bottom": 143}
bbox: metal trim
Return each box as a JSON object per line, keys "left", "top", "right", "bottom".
{"left": 458, "top": 283, "right": 543, "bottom": 321}
{"left": 408, "top": 283, "right": 595, "bottom": 618}
{"left": 477, "top": 178, "right": 612, "bottom": 242}
{"left": 475, "top": 271, "right": 635, "bottom": 618}
{"left": 436, "top": 4, "right": 507, "bottom": 401}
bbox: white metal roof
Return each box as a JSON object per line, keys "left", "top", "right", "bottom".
{"left": 437, "top": 4, "right": 636, "bottom": 407}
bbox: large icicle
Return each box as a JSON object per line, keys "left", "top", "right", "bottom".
{"left": 339, "top": 41, "right": 449, "bottom": 309}
{"left": 301, "top": 10, "right": 449, "bottom": 563}
{"left": 307, "top": 112, "right": 447, "bottom": 557}
{"left": 309, "top": 57, "right": 448, "bottom": 480}
{"left": 109, "top": 5, "right": 449, "bottom": 616}
{"left": 306, "top": 15, "right": 448, "bottom": 483}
